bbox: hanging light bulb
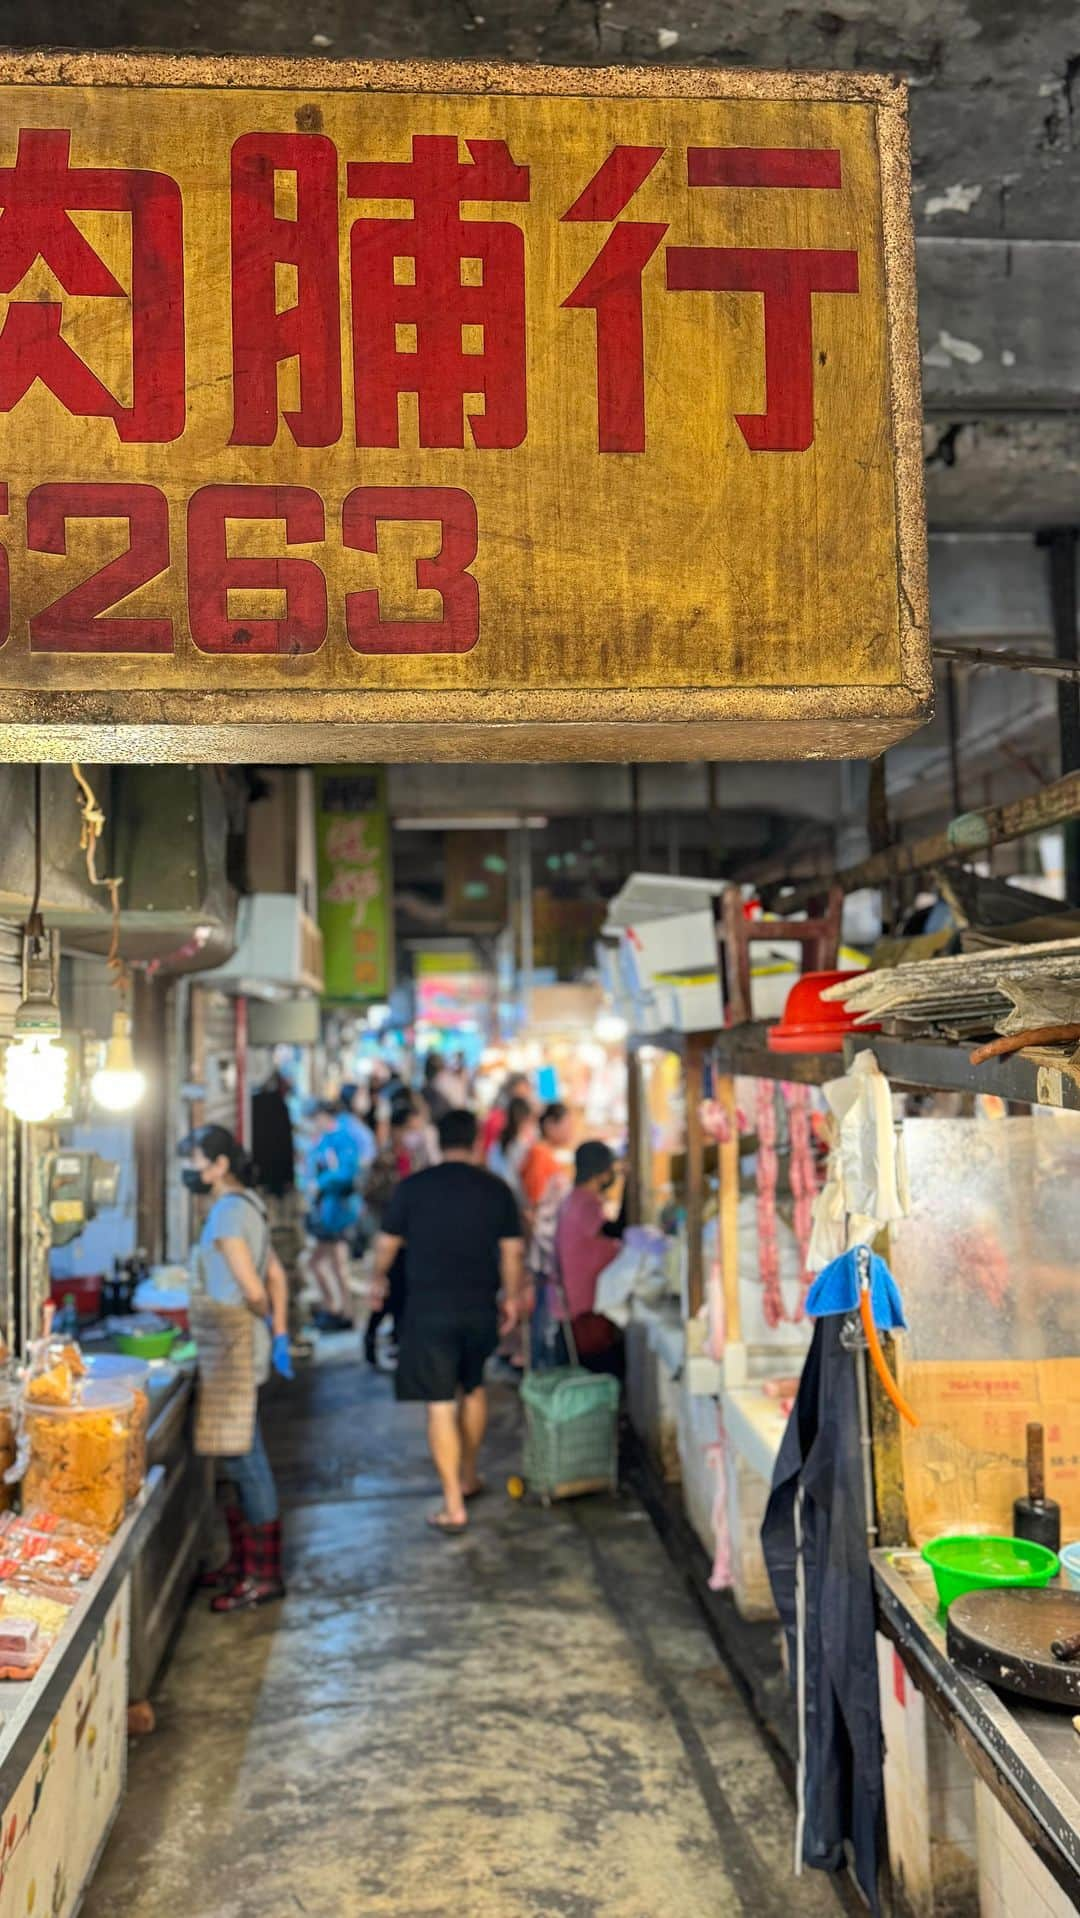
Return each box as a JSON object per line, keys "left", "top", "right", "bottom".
{"left": 91, "top": 1008, "right": 146, "bottom": 1114}
{"left": 4, "top": 1031, "right": 68, "bottom": 1126}
{"left": 4, "top": 931, "right": 68, "bottom": 1126}
{"left": 3, "top": 770, "right": 68, "bottom": 1127}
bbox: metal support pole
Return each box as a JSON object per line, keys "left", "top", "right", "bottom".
{"left": 667, "top": 812, "right": 680, "bottom": 875}
{"left": 945, "top": 662, "right": 963, "bottom": 820}
{"left": 684, "top": 1035, "right": 705, "bottom": 1320}
{"left": 1039, "top": 526, "right": 1080, "bottom": 902}
{"left": 630, "top": 764, "right": 645, "bottom": 872}
{"left": 625, "top": 1052, "right": 643, "bottom": 1228}
{"left": 517, "top": 824, "right": 533, "bottom": 1027}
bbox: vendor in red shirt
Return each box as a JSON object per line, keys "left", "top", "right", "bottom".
{"left": 553, "top": 1141, "right": 626, "bottom": 1376}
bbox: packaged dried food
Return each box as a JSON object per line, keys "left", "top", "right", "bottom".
{"left": 84, "top": 1355, "right": 150, "bottom": 1503}
{"left": 0, "top": 1616, "right": 39, "bottom": 1658}
{"left": 0, "top": 1511, "right": 102, "bottom": 1572}
{"left": 23, "top": 1381, "right": 132, "bottom": 1535}
{"left": 0, "top": 1590, "right": 65, "bottom": 1674}
{"left": 0, "top": 1609, "right": 45, "bottom": 1678}
{"left": 0, "top": 1588, "right": 73, "bottom": 1634}
{"left": 0, "top": 1552, "right": 79, "bottom": 1606}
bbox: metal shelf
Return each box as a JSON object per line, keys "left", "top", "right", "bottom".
{"left": 629, "top": 1024, "right": 1080, "bottom": 1107}
{"left": 711, "top": 1021, "right": 848, "bottom": 1086}
{"left": 845, "top": 1031, "right": 1080, "bottom": 1111}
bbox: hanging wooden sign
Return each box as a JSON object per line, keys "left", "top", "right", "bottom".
{"left": 0, "top": 54, "right": 928, "bottom": 761}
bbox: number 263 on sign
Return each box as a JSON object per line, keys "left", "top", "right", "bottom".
{"left": 0, "top": 481, "right": 478, "bottom": 657}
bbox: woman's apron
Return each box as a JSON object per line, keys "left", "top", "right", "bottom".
{"left": 189, "top": 1200, "right": 271, "bottom": 1457}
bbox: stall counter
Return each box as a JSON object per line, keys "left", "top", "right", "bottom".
{"left": 130, "top": 1361, "right": 211, "bottom": 1702}
{"left": 723, "top": 1383, "right": 788, "bottom": 1487}
{"left": 874, "top": 1547, "right": 1080, "bottom": 1913}
{"left": 0, "top": 1470, "right": 167, "bottom": 1916}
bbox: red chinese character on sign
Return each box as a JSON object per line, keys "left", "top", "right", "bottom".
{"left": 0, "top": 129, "right": 184, "bottom": 442}
{"left": 666, "top": 147, "right": 858, "bottom": 452}
{"left": 561, "top": 146, "right": 667, "bottom": 453}
{"left": 563, "top": 144, "right": 858, "bottom": 454}
{"left": 230, "top": 133, "right": 342, "bottom": 448}
{"left": 348, "top": 135, "right": 529, "bottom": 449}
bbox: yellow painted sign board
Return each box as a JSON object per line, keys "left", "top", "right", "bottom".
{"left": 0, "top": 55, "right": 928, "bottom": 761}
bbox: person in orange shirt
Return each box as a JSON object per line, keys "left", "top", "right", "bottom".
{"left": 521, "top": 1102, "right": 574, "bottom": 1214}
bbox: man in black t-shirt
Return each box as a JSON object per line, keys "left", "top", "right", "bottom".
{"left": 372, "top": 1108, "right": 526, "bottom": 1535}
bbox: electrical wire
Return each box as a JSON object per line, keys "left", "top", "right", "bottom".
{"left": 70, "top": 764, "right": 128, "bottom": 998}
{"left": 28, "top": 763, "right": 42, "bottom": 935}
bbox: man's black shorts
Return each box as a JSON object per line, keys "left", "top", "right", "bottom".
{"left": 395, "top": 1314, "right": 499, "bottom": 1403}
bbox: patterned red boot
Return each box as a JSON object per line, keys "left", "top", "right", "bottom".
{"left": 211, "top": 1519, "right": 285, "bottom": 1613}
{"left": 198, "top": 1505, "right": 246, "bottom": 1591}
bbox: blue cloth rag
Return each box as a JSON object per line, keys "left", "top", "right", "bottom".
{"left": 805, "top": 1247, "right": 907, "bottom": 1332}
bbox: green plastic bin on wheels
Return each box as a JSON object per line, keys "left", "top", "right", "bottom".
{"left": 519, "top": 1366, "right": 619, "bottom": 1503}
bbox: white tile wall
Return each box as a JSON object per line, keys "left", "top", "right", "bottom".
{"left": 976, "top": 1779, "right": 1076, "bottom": 1918}
{"left": 676, "top": 1381, "right": 720, "bottom": 1561}
{"left": 878, "top": 1635, "right": 934, "bottom": 1914}
{"left": 724, "top": 1446, "right": 776, "bottom": 1619}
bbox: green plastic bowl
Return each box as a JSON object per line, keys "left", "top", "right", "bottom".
{"left": 921, "top": 1533, "right": 1060, "bottom": 1610}
{"left": 112, "top": 1326, "right": 177, "bottom": 1361}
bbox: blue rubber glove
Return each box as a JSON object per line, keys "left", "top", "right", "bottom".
{"left": 271, "top": 1332, "right": 294, "bottom": 1381}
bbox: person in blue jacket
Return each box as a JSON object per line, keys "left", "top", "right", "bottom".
{"left": 304, "top": 1101, "right": 361, "bottom": 1332}
{"left": 338, "top": 1082, "right": 379, "bottom": 1255}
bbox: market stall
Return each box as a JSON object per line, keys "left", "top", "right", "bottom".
{"left": 0, "top": 1475, "right": 166, "bottom": 1915}
{"left": 826, "top": 1017, "right": 1080, "bottom": 1917}
{"left": 503, "top": 983, "right": 628, "bottom": 1140}
{"left": 614, "top": 875, "right": 869, "bottom": 1610}
{"left": 0, "top": 1319, "right": 210, "bottom": 1917}
{"left": 875, "top": 1545, "right": 1080, "bottom": 1915}
{"left": 702, "top": 1021, "right": 847, "bottom": 1618}
{"left": 622, "top": 1030, "right": 714, "bottom": 1532}
{"left": 616, "top": 873, "right": 1080, "bottom": 1913}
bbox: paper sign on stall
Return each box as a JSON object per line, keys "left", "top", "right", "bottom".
{"left": 898, "top": 1357, "right": 1080, "bottom": 1547}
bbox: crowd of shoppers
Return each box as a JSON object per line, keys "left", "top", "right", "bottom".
{"left": 185, "top": 1048, "right": 626, "bottom": 1592}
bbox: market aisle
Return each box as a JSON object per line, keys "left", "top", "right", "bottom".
{"left": 82, "top": 1349, "right": 836, "bottom": 1918}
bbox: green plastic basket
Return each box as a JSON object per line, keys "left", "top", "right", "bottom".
{"left": 520, "top": 1366, "right": 619, "bottom": 1502}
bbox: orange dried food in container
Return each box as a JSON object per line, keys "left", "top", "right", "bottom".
{"left": 126, "top": 1384, "right": 150, "bottom": 1501}
{"left": 25, "top": 1360, "right": 73, "bottom": 1407}
{"left": 23, "top": 1381, "right": 133, "bottom": 1536}
{"left": 84, "top": 1355, "right": 150, "bottom": 1503}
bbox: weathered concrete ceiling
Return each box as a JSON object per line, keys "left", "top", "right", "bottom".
{"left": 385, "top": 759, "right": 849, "bottom": 821}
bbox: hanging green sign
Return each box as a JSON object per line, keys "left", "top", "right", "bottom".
{"left": 315, "top": 766, "right": 392, "bottom": 1002}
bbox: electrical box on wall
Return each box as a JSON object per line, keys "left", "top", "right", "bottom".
{"left": 44, "top": 1152, "right": 121, "bottom": 1248}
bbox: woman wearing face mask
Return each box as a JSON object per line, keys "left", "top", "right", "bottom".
{"left": 551, "top": 1141, "right": 626, "bottom": 1378}
{"left": 180, "top": 1125, "right": 293, "bottom": 1612}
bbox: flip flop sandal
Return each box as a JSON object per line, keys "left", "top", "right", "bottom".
{"left": 426, "top": 1511, "right": 468, "bottom": 1536}
{"left": 463, "top": 1481, "right": 487, "bottom": 1502}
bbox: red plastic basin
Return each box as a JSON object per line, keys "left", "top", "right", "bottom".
{"left": 767, "top": 969, "right": 879, "bottom": 1054}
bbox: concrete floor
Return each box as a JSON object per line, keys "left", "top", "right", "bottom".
{"left": 82, "top": 1347, "right": 838, "bottom": 1918}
